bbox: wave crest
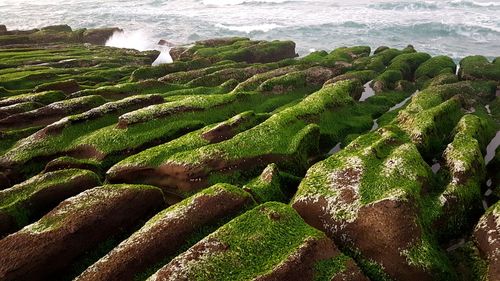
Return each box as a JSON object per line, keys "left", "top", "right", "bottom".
{"left": 369, "top": 1, "right": 439, "bottom": 10}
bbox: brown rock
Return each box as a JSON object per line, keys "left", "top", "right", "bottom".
{"left": 473, "top": 203, "right": 500, "bottom": 281}
{"left": 76, "top": 184, "right": 254, "bottom": 281}
{"left": 293, "top": 197, "right": 432, "bottom": 281}
{"left": 41, "top": 25, "right": 72, "bottom": 33}
{"left": 83, "top": 27, "right": 122, "bottom": 45}
{"left": 34, "top": 79, "right": 81, "bottom": 94}
{"left": 0, "top": 169, "right": 101, "bottom": 237}
{"left": 0, "top": 184, "right": 165, "bottom": 281}
{"left": 0, "top": 95, "right": 105, "bottom": 131}
{"left": 196, "top": 37, "right": 249, "bottom": 47}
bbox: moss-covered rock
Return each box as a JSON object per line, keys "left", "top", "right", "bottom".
{"left": 394, "top": 81, "right": 494, "bottom": 156}
{"left": 0, "top": 31, "right": 497, "bottom": 281}
{"left": 76, "top": 183, "right": 255, "bottom": 281}
{"left": 0, "top": 25, "right": 120, "bottom": 46}
{"left": 473, "top": 201, "right": 500, "bottom": 281}
{"left": 43, "top": 156, "right": 103, "bottom": 174}
{"left": 431, "top": 115, "right": 492, "bottom": 239}
{"left": 121, "top": 81, "right": 356, "bottom": 198}
{"left": 33, "top": 79, "right": 81, "bottom": 94}
{"left": 292, "top": 126, "right": 454, "bottom": 281}
{"left": 242, "top": 164, "right": 287, "bottom": 203}
{"left": 459, "top": 56, "right": 500, "bottom": 83}
{"left": 170, "top": 38, "right": 298, "bottom": 64}
{"left": 0, "top": 101, "right": 44, "bottom": 119}
{"left": 0, "top": 169, "right": 100, "bottom": 236}
{"left": 0, "top": 95, "right": 107, "bottom": 131}
{"left": 372, "top": 52, "right": 431, "bottom": 92}
{"left": 415, "top": 55, "right": 456, "bottom": 80}
{"left": 0, "top": 94, "right": 164, "bottom": 186}
{"left": 0, "top": 184, "right": 165, "bottom": 281}
{"left": 148, "top": 202, "right": 367, "bottom": 281}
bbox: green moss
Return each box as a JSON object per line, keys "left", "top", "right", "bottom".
{"left": 300, "top": 50, "right": 329, "bottom": 64}
{"left": 423, "top": 114, "right": 492, "bottom": 240}
{"left": 459, "top": 55, "right": 500, "bottom": 82}
{"left": 425, "top": 73, "right": 459, "bottom": 88}
{"left": 258, "top": 71, "right": 307, "bottom": 93}
{"left": 27, "top": 184, "right": 161, "bottom": 233}
{"left": 448, "top": 241, "right": 488, "bottom": 281}
{"left": 45, "top": 156, "right": 103, "bottom": 174}
{"left": 73, "top": 80, "right": 183, "bottom": 99}
{"left": 108, "top": 111, "right": 267, "bottom": 170}
{"left": 312, "top": 253, "right": 350, "bottom": 281}
{"left": 0, "top": 126, "right": 41, "bottom": 154}
{"left": 372, "top": 70, "right": 404, "bottom": 90}
{"left": 387, "top": 52, "right": 432, "bottom": 80}
{"left": 0, "top": 90, "right": 65, "bottom": 106}
{"left": 399, "top": 97, "right": 463, "bottom": 156}
{"left": 293, "top": 123, "right": 455, "bottom": 279}
{"left": 326, "top": 70, "right": 377, "bottom": 85}
{"left": 170, "top": 39, "right": 297, "bottom": 65}
{"left": 153, "top": 202, "right": 326, "bottom": 281}
{"left": 144, "top": 183, "right": 254, "bottom": 227}
{"left": 242, "top": 164, "right": 287, "bottom": 203}
{"left": 393, "top": 82, "right": 491, "bottom": 156}
{"left": 0, "top": 169, "right": 100, "bottom": 228}
{"left": 374, "top": 48, "right": 406, "bottom": 65}
{"left": 0, "top": 101, "right": 44, "bottom": 116}
{"left": 0, "top": 95, "right": 163, "bottom": 178}
{"left": 188, "top": 65, "right": 273, "bottom": 87}
{"left": 356, "top": 257, "right": 393, "bottom": 281}
{"left": 415, "top": 55, "right": 456, "bottom": 79}
{"left": 294, "top": 126, "right": 429, "bottom": 215}
{"left": 402, "top": 232, "right": 454, "bottom": 279}
{"left": 167, "top": 81, "right": 355, "bottom": 167}
{"left": 130, "top": 59, "right": 211, "bottom": 81}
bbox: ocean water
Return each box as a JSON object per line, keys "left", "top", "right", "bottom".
{"left": 0, "top": 0, "right": 499, "bottom": 60}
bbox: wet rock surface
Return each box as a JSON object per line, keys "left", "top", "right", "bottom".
{"left": 0, "top": 26, "right": 498, "bottom": 281}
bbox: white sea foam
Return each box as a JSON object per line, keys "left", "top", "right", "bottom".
{"left": 215, "top": 23, "right": 282, "bottom": 33}
{"left": 201, "top": 0, "right": 292, "bottom": 6}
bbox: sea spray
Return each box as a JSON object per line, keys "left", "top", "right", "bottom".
{"left": 105, "top": 30, "right": 155, "bottom": 51}
{"left": 105, "top": 30, "right": 172, "bottom": 65}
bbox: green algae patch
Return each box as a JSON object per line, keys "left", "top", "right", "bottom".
{"left": 0, "top": 94, "right": 164, "bottom": 181}
{"left": 77, "top": 182, "right": 256, "bottom": 281}
{"left": 0, "top": 90, "right": 65, "bottom": 107}
{"left": 415, "top": 55, "right": 456, "bottom": 79}
{"left": 292, "top": 125, "right": 455, "bottom": 280}
{"left": 109, "top": 111, "right": 267, "bottom": 170}
{"left": 398, "top": 97, "right": 463, "bottom": 157}
{"left": 0, "top": 169, "right": 101, "bottom": 234}
{"left": 459, "top": 55, "right": 500, "bottom": 83}
{"left": 27, "top": 184, "right": 162, "bottom": 234}
{"left": 424, "top": 114, "right": 492, "bottom": 240}
{"left": 242, "top": 164, "right": 287, "bottom": 203}
{"left": 148, "top": 202, "right": 331, "bottom": 281}
{"left": 447, "top": 241, "right": 488, "bottom": 281}
{"left": 371, "top": 52, "right": 431, "bottom": 92}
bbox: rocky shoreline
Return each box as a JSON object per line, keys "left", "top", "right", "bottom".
{"left": 0, "top": 25, "right": 498, "bottom": 281}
